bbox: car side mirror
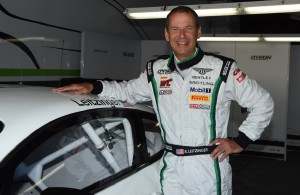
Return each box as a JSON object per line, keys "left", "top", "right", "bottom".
{"left": 41, "top": 187, "right": 91, "bottom": 195}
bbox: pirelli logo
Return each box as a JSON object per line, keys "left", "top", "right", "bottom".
{"left": 189, "top": 94, "right": 210, "bottom": 102}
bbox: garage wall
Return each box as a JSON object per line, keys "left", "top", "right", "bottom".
{"left": 0, "top": 1, "right": 81, "bottom": 82}
{"left": 81, "top": 31, "right": 141, "bottom": 80}
{"left": 0, "top": 0, "right": 142, "bottom": 83}
{"left": 233, "top": 42, "right": 289, "bottom": 160}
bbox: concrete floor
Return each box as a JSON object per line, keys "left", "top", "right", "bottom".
{"left": 230, "top": 150, "right": 300, "bottom": 195}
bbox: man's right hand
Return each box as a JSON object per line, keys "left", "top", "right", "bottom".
{"left": 52, "top": 83, "right": 93, "bottom": 95}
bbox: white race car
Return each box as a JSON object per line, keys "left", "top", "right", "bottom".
{"left": 0, "top": 85, "right": 164, "bottom": 195}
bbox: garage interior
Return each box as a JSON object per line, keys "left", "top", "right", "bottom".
{"left": 1, "top": 0, "right": 300, "bottom": 194}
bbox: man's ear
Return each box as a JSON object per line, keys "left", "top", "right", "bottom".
{"left": 197, "top": 26, "right": 202, "bottom": 39}
{"left": 164, "top": 28, "right": 170, "bottom": 42}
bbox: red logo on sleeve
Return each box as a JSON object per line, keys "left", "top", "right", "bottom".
{"left": 236, "top": 72, "right": 246, "bottom": 83}
{"left": 233, "top": 68, "right": 240, "bottom": 76}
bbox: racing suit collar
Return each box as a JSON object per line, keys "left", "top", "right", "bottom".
{"left": 168, "top": 44, "right": 204, "bottom": 71}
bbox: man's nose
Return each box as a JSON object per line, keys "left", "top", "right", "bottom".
{"left": 179, "top": 29, "right": 186, "bottom": 37}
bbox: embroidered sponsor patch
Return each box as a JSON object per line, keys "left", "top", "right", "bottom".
{"left": 160, "top": 76, "right": 168, "bottom": 80}
{"left": 192, "top": 75, "right": 211, "bottom": 80}
{"left": 233, "top": 68, "right": 241, "bottom": 76}
{"left": 160, "top": 78, "right": 172, "bottom": 88}
{"left": 233, "top": 68, "right": 246, "bottom": 83}
{"left": 189, "top": 81, "right": 214, "bottom": 86}
{"left": 222, "top": 61, "right": 231, "bottom": 76}
{"left": 190, "top": 87, "right": 211, "bottom": 93}
{"left": 157, "top": 69, "right": 172, "bottom": 74}
{"left": 236, "top": 72, "right": 246, "bottom": 83}
{"left": 191, "top": 75, "right": 211, "bottom": 80}
{"left": 147, "top": 62, "right": 153, "bottom": 76}
{"left": 189, "top": 94, "right": 210, "bottom": 102}
{"left": 176, "top": 149, "right": 185, "bottom": 155}
{"left": 193, "top": 68, "right": 213, "bottom": 75}
{"left": 189, "top": 104, "right": 211, "bottom": 109}
{"left": 159, "top": 90, "right": 172, "bottom": 95}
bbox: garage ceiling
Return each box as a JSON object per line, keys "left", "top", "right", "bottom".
{"left": 116, "top": 0, "right": 300, "bottom": 37}
{"left": 2, "top": 0, "right": 300, "bottom": 40}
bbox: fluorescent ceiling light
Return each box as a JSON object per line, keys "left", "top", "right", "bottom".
{"left": 244, "top": 4, "right": 300, "bottom": 14}
{"left": 127, "top": 11, "right": 169, "bottom": 20}
{"left": 125, "top": 0, "right": 300, "bottom": 19}
{"left": 198, "top": 35, "right": 300, "bottom": 42}
{"left": 198, "top": 37, "right": 260, "bottom": 42}
{"left": 195, "top": 8, "right": 239, "bottom": 17}
{"left": 264, "top": 37, "right": 300, "bottom": 42}
{"left": 125, "top": 5, "right": 239, "bottom": 19}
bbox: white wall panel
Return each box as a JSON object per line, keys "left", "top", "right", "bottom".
{"left": 81, "top": 31, "right": 141, "bottom": 80}
{"left": 140, "top": 40, "right": 171, "bottom": 72}
{"left": 235, "top": 42, "right": 289, "bottom": 142}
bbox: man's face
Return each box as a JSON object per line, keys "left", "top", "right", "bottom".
{"left": 165, "top": 12, "right": 201, "bottom": 61}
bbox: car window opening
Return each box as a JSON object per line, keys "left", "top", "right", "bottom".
{"left": 12, "top": 117, "right": 135, "bottom": 194}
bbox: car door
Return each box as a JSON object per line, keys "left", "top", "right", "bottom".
{"left": 94, "top": 111, "right": 164, "bottom": 195}
{"left": 0, "top": 108, "right": 164, "bottom": 195}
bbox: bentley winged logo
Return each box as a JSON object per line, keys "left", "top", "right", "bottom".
{"left": 193, "top": 68, "right": 213, "bottom": 75}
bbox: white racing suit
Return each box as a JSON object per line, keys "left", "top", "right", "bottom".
{"left": 92, "top": 46, "right": 274, "bottom": 195}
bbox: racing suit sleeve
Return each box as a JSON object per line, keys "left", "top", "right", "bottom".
{"left": 224, "top": 62, "right": 274, "bottom": 148}
{"left": 90, "top": 71, "right": 152, "bottom": 104}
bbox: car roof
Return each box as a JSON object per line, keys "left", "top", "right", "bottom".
{"left": 0, "top": 84, "right": 153, "bottom": 162}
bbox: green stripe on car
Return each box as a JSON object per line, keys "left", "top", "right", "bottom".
{"left": 0, "top": 68, "right": 80, "bottom": 76}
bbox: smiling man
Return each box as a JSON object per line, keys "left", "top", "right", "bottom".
{"left": 164, "top": 8, "right": 201, "bottom": 61}
{"left": 53, "top": 6, "right": 274, "bottom": 195}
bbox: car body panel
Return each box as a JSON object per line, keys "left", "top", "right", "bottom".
{"left": 96, "top": 160, "right": 161, "bottom": 195}
{"left": 0, "top": 85, "right": 162, "bottom": 195}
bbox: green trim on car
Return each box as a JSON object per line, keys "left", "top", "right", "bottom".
{"left": 0, "top": 68, "right": 80, "bottom": 76}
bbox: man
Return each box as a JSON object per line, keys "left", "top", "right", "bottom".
{"left": 53, "top": 6, "right": 274, "bottom": 195}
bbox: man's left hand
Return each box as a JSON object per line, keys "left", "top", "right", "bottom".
{"left": 209, "top": 138, "right": 243, "bottom": 162}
